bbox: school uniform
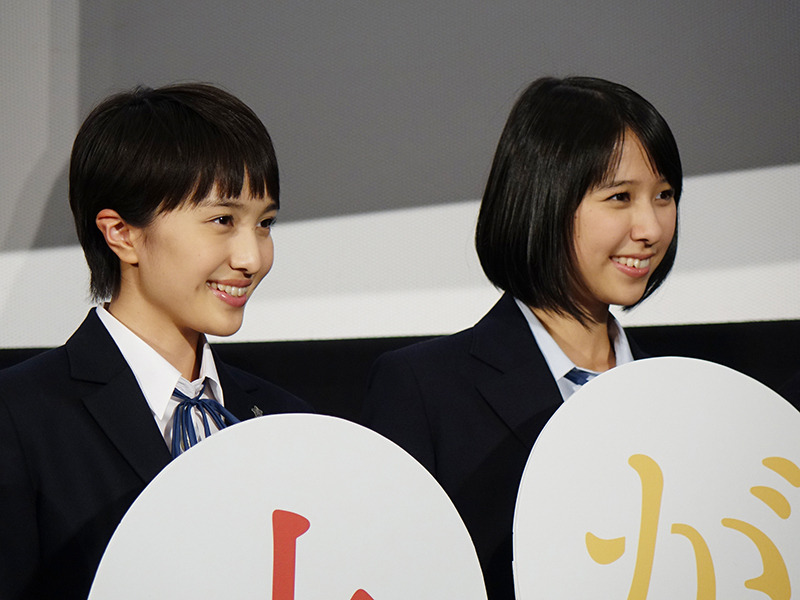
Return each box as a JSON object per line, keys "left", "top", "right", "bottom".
{"left": 0, "top": 309, "right": 311, "bottom": 599}
{"left": 361, "top": 293, "right": 641, "bottom": 600}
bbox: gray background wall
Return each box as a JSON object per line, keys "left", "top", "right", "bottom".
{"left": 1, "top": 1, "right": 798, "bottom": 347}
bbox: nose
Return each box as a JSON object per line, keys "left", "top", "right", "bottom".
{"left": 230, "top": 229, "right": 273, "bottom": 277}
{"left": 630, "top": 201, "right": 673, "bottom": 246}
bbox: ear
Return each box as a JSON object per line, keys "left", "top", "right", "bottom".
{"left": 95, "top": 209, "right": 142, "bottom": 265}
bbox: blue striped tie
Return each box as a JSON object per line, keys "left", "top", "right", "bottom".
{"left": 171, "top": 381, "right": 240, "bottom": 458}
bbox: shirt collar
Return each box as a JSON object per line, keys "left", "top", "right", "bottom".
{"left": 513, "top": 298, "right": 634, "bottom": 395}
{"left": 95, "top": 306, "right": 224, "bottom": 420}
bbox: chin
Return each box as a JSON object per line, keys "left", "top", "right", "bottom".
{"left": 615, "top": 294, "right": 647, "bottom": 307}
{"left": 204, "top": 320, "right": 245, "bottom": 338}
{"left": 605, "top": 289, "right": 648, "bottom": 308}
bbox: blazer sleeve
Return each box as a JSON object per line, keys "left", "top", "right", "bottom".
{"left": 0, "top": 397, "right": 40, "bottom": 599}
{"left": 361, "top": 351, "right": 436, "bottom": 476}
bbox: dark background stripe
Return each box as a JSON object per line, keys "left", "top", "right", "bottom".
{"left": 4, "top": 320, "right": 799, "bottom": 419}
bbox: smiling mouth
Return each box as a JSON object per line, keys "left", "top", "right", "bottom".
{"left": 207, "top": 282, "right": 248, "bottom": 297}
{"left": 612, "top": 256, "right": 651, "bottom": 269}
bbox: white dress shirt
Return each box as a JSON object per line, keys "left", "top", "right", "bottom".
{"left": 514, "top": 298, "right": 634, "bottom": 401}
{"left": 95, "top": 306, "right": 225, "bottom": 448}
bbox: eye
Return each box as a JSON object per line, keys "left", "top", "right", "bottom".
{"left": 259, "top": 216, "right": 277, "bottom": 230}
{"left": 212, "top": 215, "right": 233, "bottom": 226}
{"left": 656, "top": 188, "right": 675, "bottom": 201}
{"left": 608, "top": 191, "right": 630, "bottom": 202}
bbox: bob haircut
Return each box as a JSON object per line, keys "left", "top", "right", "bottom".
{"left": 475, "top": 76, "right": 682, "bottom": 323}
{"left": 69, "top": 82, "right": 279, "bottom": 301}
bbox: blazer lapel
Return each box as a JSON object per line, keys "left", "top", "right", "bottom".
{"left": 215, "top": 359, "right": 260, "bottom": 422}
{"left": 66, "top": 310, "right": 171, "bottom": 484}
{"left": 628, "top": 335, "right": 647, "bottom": 360}
{"left": 470, "top": 294, "right": 563, "bottom": 450}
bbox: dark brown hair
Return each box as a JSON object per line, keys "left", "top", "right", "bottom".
{"left": 69, "top": 83, "right": 279, "bottom": 300}
{"left": 475, "top": 76, "right": 682, "bottom": 322}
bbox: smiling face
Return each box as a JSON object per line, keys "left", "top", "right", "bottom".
{"left": 114, "top": 186, "right": 277, "bottom": 352}
{"left": 572, "top": 132, "right": 677, "bottom": 319}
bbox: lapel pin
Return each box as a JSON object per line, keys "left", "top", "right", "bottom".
{"left": 251, "top": 405, "right": 263, "bottom": 417}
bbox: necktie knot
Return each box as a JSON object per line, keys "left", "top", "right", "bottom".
{"left": 171, "top": 381, "right": 240, "bottom": 458}
{"left": 564, "top": 367, "right": 596, "bottom": 387}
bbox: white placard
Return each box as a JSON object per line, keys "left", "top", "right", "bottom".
{"left": 514, "top": 357, "right": 800, "bottom": 599}
{"left": 90, "top": 414, "right": 487, "bottom": 600}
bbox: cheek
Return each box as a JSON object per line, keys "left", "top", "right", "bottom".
{"left": 575, "top": 216, "right": 615, "bottom": 260}
{"left": 261, "top": 237, "right": 275, "bottom": 276}
{"left": 660, "top": 206, "right": 678, "bottom": 244}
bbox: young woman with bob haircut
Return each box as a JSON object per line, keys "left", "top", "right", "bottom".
{"left": 362, "top": 76, "right": 682, "bottom": 600}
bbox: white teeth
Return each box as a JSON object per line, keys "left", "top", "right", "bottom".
{"left": 614, "top": 257, "right": 650, "bottom": 269}
{"left": 208, "top": 282, "right": 247, "bottom": 297}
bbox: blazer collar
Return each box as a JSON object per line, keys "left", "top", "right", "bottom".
{"left": 470, "top": 294, "right": 563, "bottom": 449}
{"left": 66, "top": 309, "right": 172, "bottom": 483}
{"left": 213, "top": 355, "right": 262, "bottom": 422}
{"left": 65, "top": 310, "right": 261, "bottom": 483}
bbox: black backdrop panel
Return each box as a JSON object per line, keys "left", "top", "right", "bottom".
{"left": 2, "top": 320, "right": 799, "bottom": 420}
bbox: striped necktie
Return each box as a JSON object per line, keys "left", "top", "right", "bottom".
{"left": 171, "top": 381, "right": 240, "bottom": 458}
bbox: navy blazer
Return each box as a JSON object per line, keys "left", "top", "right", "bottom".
{"left": 0, "top": 309, "right": 311, "bottom": 599}
{"left": 362, "top": 293, "right": 643, "bottom": 600}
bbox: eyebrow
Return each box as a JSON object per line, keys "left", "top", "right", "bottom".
{"left": 597, "top": 177, "right": 670, "bottom": 190}
{"left": 201, "top": 197, "right": 278, "bottom": 211}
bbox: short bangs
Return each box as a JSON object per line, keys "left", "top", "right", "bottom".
{"left": 69, "top": 83, "right": 279, "bottom": 300}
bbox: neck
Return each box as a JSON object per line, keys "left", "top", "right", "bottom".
{"left": 106, "top": 298, "right": 202, "bottom": 380}
{"left": 532, "top": 307, "right": 616, "bottom": 372}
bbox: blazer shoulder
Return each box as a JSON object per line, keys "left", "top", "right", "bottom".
{"left": 0, "top": 346, "right": 70, "bottom": 398}
{"left": 0, "top": 310, "right": 129, "bottom": 406}
{"left": 376, "top": 327, "right": 474, "bottom": 368}
{"left": 372, "top": 293, "right": 531, "bottom": 374}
